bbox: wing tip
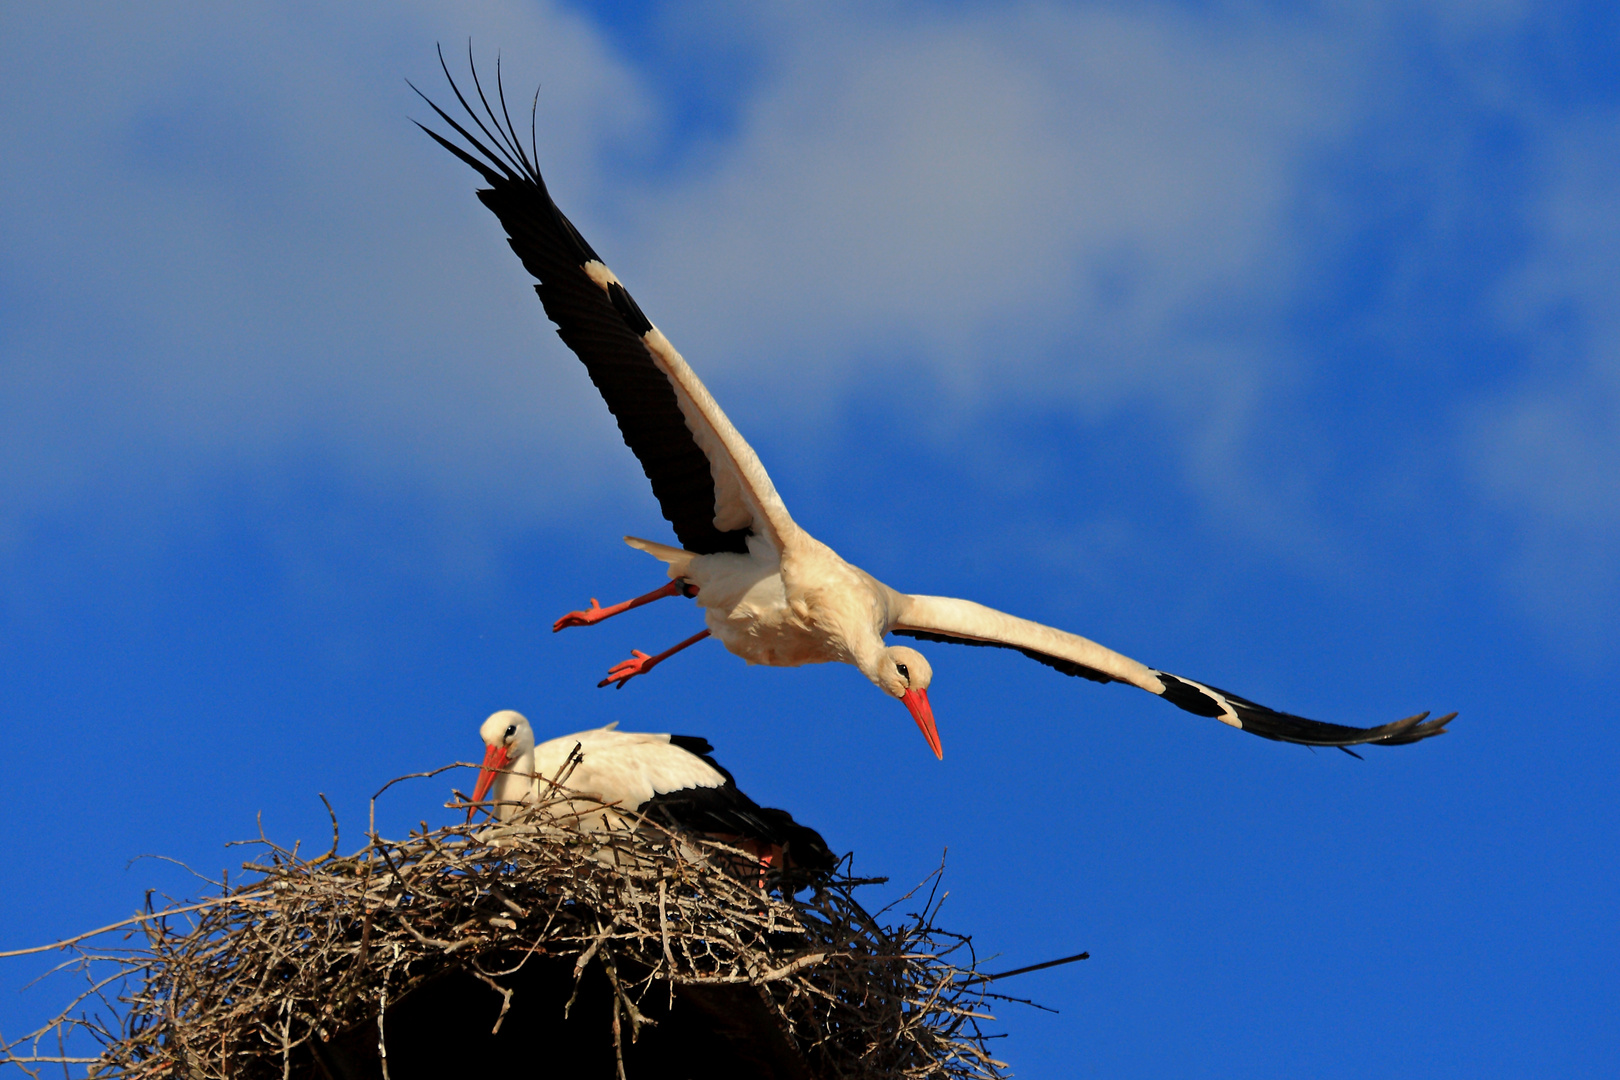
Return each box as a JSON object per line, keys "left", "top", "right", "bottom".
{"left": 1372, "top": 710, "right": 1457, "bottom": 746}
{"left": 1153, "top": 670, "right": 1458, "bottom": 750}
{"left": 1243, "top": 704, "right": 1459, "bottom": 749}
{"left": 413, "top": 44, "right": 546, "bottom": 191}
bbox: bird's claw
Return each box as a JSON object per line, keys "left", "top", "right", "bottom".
{"left": 554, "top": 599, "right": 607, "bottom": 632}
{"left": 598, "top": 650, "right": 655, "bottom": 689}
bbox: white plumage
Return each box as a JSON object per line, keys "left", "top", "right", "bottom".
{"left": 472, "top": 711, "right": 726, "bottom": 827}
{"left": 469, "top": 711, "right": 836, "bottom": 873}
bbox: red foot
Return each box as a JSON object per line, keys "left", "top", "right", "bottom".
{"left": 595, "top": 629, "right": 713, "bottom": 690}
{"left": 599, "top": 650, "right": 656, "bottom": 689}
{"left": 554, "top": 598, "right": 612, "bottom": 632}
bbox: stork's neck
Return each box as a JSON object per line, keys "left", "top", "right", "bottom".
{"left": 851, "top": 635, "right": 893, "bottom": 688}
{"left": 851, "top": 581, "right": 911, "bottom": 686}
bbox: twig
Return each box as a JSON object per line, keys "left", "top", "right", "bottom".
{"left": 0, "top": 894, "right": 273, "bottom": 959}
{"left": 466, "top": 968, "right": 515, "bottom": 1035}
{"left": 307, "top": 794, "right": 341, "bottom": 867}
{"left": 960, "top": 951, "right": 1090, "bottom": 985}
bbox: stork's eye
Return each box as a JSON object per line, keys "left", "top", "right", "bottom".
{"left": 895, "top": 663, "right": 909, "bottom": 681}
{"left": 504, "top": 725, "right": 517, "bottom": 738}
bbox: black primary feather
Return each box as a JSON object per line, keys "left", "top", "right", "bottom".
{"left": 415, "top": 50, "right": 751, "bottom": 556}
{"left": 640, "top": 787, "right": 836, "bottom": 874}
{"left": 1153, "top": 672, "right": 1456, "bottom": 748}
{"left": 639, "top": 784, "right": 837, "bottom": 876}
{"left": 599, "top": 734, "right": 839, "bottom": 874}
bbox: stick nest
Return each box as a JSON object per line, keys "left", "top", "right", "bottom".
{"left": 1, "top": 769, "right": 1009, "bottom": 1080}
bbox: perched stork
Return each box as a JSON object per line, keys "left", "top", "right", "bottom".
{"left": 416, "top": 57, "right": 1455, "bottom": 760}
{"left": 471, "top": 710, "right": 836, "bottom": 874}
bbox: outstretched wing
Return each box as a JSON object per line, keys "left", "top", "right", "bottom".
{"left": 892, "top": 594, "right": 1455, "bottom": 750}
{"left": 414, "top": 51, "right": 796, "bottom": 556}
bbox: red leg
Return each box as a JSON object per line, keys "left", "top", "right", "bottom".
{"left": 554, "top": 580, "right": 688, "bottom": 632}
{"left": 717, "top": 837, "right": 778, "bottom": 888}
{"left": 754, "top": 844, "right": 779, "bottom": 890}
{"left": 598, "top": 629, "right": 712, "bottom": 689}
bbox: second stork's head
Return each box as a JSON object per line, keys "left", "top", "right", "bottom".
{"left": 471, "top": 709, "right": 536, "bottom": 820}
{"left": 872, "top": 646, "right": 940, "bottom": 759}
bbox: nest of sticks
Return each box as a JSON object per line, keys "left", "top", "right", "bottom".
{"left": 1, "top": 766, "right": 1011, "bottom": 1080}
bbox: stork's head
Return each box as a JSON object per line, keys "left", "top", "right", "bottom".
{"left": 471, "top": 709, "right": 535, "bottom": 819}
{"left": 877, "top": 646, "right": 941, "bottom": 759}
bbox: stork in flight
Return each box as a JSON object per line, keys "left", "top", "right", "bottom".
{"left": 471, "top": 711, "right": 835, "bottom": 874}
{"left": 417, "top": 57, "right": 1454, "bottom": 760}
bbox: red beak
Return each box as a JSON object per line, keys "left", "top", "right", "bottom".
{"left": 469, "top": 743, "right": 510, "bottom": 821}
{"left": 901, "top": 688, "right": 943, "bottom": 759}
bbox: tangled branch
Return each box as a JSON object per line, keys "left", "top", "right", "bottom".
{"left": 1, "top": 774, "right": 1008, "bottom": 1080}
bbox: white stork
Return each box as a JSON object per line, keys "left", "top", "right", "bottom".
{"left": 470, "top": 710, "right": 835, "bottom": 873}
{"left": 417, "top": 58, "right": 1454, "bottom": 760}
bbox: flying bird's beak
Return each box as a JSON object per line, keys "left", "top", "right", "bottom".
{"left": 469, "top": 743, "right": 510, "bottom": 820}
{"left": 901, "top": 688, "right": 943, "bottom": 760}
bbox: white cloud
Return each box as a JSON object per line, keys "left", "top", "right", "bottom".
{"left": 0, "top": 1, "right": 657, "bottom": 537}
{"left": 625, "top": 5, "right": 1355, "bottom": 413}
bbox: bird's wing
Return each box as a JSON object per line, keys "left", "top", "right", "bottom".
{"left": 541, "top": 729, "right": 728, "bottom": 807}
{"left": 892, "top": 594, "right": 1454, "bottom": 750}
{"left": 649, "top": 736, "right": 837, "bottom": 873}
{"left": 414, "top": 54, "right": 796, "bottom": 555}
{"left": 553, "top": 730, "right": 835, "bottom": 870}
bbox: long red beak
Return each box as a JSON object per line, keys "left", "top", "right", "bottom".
{"left": 469, "top": 743, "right": 510, "bottom": 821}
{"left": 901, "top": 688, "right": 943, "bottom": 759}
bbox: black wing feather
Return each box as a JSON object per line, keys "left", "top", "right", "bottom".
{"left": 1154, "top": 672, "right": 1456, "bottom": 748}
{"left": 640, "top": 735, "right": 835, "bottom": 873}
{"left": 635, "top": 760, "right": 832, "bottom": 878}
{"left": 895, "top": 629, "right": 1455, "bottom": 749}
{"left": 417, "top": 55, "right": 750, "bottom": 555}
{"left": 639, "top": 786, "right": 837, "bottom": 874}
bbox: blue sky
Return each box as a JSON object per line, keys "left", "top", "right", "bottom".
{"left": 2, "top": 2, "right": 1617, "bottom": 1076}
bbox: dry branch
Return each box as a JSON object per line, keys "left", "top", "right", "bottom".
{"left": 1, "top": 774, "right": 1009, "bottom": 1080}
